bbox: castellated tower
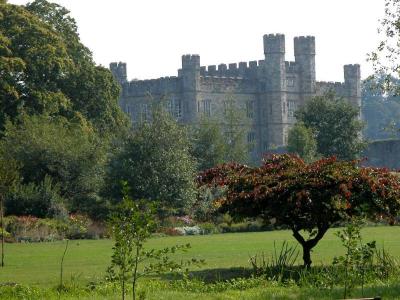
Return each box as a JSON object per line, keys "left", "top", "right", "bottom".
{"left": 110, "top": 33, "right": 362, "bottom": 161}
{"left": 294, "top": 36, "right": 316, "bottom": 105}
{"left": 110, "top": 62, "right": 127, "bottom": 84}
{"left": 344, "top": 64, "right": 362, "bottom": 110}
{"left": 179, "top": 55, "right": 201, "bottom": 123}
{"left": 263, "top": 34, "right": 288, "bottom": 147}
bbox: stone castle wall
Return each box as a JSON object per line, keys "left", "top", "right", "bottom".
{"left": 111, "top": 34, "right": 362, "bottom": 160}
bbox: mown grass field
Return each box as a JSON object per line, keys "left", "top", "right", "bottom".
{"left": 0, "top": 226, "right": 400, "bottom": 299}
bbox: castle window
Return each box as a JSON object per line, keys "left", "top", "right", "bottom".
{"left": 140, "top": 103, "right": 150, "bottom": 121}
{"left": 247, "top": 131, "right": 255, "bottom": 151}
{"left": 288, "top": 100, "right": 296, "bottom": 117}
{"left": 167, "top": 97, "right": 182, "bottom": 119}
{"left": 246, "top": 101, "right": 254, "bottom": 119}
{"left": 287, "top": 78, "right": 295, "bottom": 87}
{"left": 198, "top": 99, "right": 212, "bottom": 116}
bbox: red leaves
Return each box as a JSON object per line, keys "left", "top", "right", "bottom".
{"left": 197, "top": 154, "right": 400, "bottom": 229}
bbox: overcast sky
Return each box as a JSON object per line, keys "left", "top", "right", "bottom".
{"left": 10, "top": 0, "right": 385, "bottom": 82}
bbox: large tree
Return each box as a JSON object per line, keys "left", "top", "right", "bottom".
{"left": 295, "top": 93, "right": 365, "bottom": 160}
{"left": 0, "top": 0, "right": 129, "bottom": 133}
{"left": 198, "top": 154, "right": 400, "bottom": 267}
{"left": 105, "top": 104, "right": 197, "bottom": 216}
{"left": 0, "top": 114, "right": 108, "bottom": 218}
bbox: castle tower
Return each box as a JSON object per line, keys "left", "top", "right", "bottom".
{"left": 179, "top": 54, "right": 200, "bottom": 123}
{"left": 263, "top": 34, "right": 288, "bottom": 147}
{"left": 294, "top": 36, "right": 316, "bottom": 105}
{"left": 110, "top": 62, "right": 127, "bottom": 84}
{"left": 344, "top": 64, "right": 361, "bottom": 113}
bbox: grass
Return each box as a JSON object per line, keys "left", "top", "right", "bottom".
{"left": 0, "top": 226, "right": 399, "bottom": 298}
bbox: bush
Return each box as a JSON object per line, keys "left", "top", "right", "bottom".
{"left": 5, "top": 176, "right": 66, "bottom": 219}
{"left": 198, "top": 222, "right": 220, "bottom": 234}
{"left": 3, "top": 215, "right": 107, "bottom": 242}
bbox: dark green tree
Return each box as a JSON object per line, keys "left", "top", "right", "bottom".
{"left": 287, "top": 122, "right": 317, "bottom": 162}
{"left": 0, "top": 0, "right": 129, "bottom": 133}
{"left": 295, "top": 93, "right": 365, "bottom": 160}
{"left": 105, "top": 104, "right": 197, "bottom": 216}
{"left": 190, "top": 116, "right": 227, "bottom": 171}
{"left": 0, "top": 114, "right": 108, "bottom": 218}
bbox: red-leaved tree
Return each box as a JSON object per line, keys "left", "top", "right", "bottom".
{"left": 198, "top": 154, "right": 400, "bottom": 267}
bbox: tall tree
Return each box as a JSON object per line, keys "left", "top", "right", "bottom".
{"left": 295, "top": 93, "right": 365, "bottom": 160}
{"left": 105, "top": 104, "right": 197, "bottom": 216}
{"left": 0, "top": 0, "right": 129, "bottom": 133}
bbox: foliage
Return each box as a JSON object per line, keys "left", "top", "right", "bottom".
{"left": 362, "top": 75, "right": 400, "bottom": 140}
{"left": 221, "top": 95, "right": 252, "bottom": 164}
{"left": 0, "top": 115, "right": 108, "bottom": 219}
{"left": 190, "top": 95, "right": 253, "bottom": 170}
{"left": 249, "top": 241, "right": 299, "bottom": 279}
{"left": 369, "top": 0, "right": 400, "bottom": 95}
{"left": 333, "top": 219, "right": 376, "bottom": 298}
{"left": 108, "top": 184, "right": 204, "bottom": 300}
{"left": 5, "top": 176, "right": 65, "bottom": 218}
{"left": 198, "top": 154, "right": 400, "bottom": 267}
{"left": 105, "top": 104, "right": 197, "bottom": 216}
{"left": 287, "top": 122, "right": 317, "bottom": 162}
{"left": 295, "top": 93, "right": 365, "bottom": 160}
{"left": 0, "top": 0, "right": 129, "bottom": 133}
{"left": 3, "top": 214, "right": 105, "bottom": 242}
{"left": 190, "top": 116, "right": 227, "bottom": 171}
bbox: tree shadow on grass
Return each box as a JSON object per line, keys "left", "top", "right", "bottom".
{"left": 161, "top": 267, "right": 254, "bottom": 283}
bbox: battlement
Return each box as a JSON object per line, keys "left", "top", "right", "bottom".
{"left": 264, "top": 33, "right": 285, "bottom": 54}
{"left": 200, "top": 60, "right": 264, "bottom": 78}
{"left": 110, "top": 61, "right": 127, "bottom": 83}
{"left": 285, "top": 61, "right": 297, "bottom": 73}
{"left": 182, "top": 54, "right": 200, "bottom": 69}
{"left": 124, "top": 76, "right": 180, "bottom": 96}
{"left": 294, "top": 36, "right": 316, "bottom": 55}
{"left": 344, "top": 64, "right": 361, "bottom": 79}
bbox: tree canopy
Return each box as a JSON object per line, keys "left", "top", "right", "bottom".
{"left": 105, "top": 105, "right": 197, "bottom": 216}
{"left": 295, "top": 93, "right": 365, "bottom": 160}
{"left": 0, "top": 0, "right": 129, "bottom": 134}
{"left": 198, "top": 154, "right": 400, "bottom": 267}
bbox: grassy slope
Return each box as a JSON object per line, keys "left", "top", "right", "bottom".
{"left": 0, "top": 226, "right": 399, "bottom": 287}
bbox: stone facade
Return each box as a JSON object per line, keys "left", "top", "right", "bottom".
{"left": 110, "top": 34, "right": 361, "bottom": 160}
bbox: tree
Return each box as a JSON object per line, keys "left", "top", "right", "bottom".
{"left": 222, "top": 95, "right": 252, "bottom": 164}
{"left": 198, "top": 154, "right": 400, "bottom": 267}
{"left": 362, "top": 75, "right": 400, "bottom": 140}
{"left": 0, "top": 114, "right": 108, "bottom": 218}
{"left": 108, "top": 183, "right": 203, "bottom": 300}
{"left": 287, "top": 122, "right": 317, "bottom": 162}
{"left": 190, "top": 116, "right": 227, "bottom": 171}
{"left": 369, "top": 0, "right": 400, "bottom": 95}
{"left": 0, "top": 158, "right": 19, "bottom": 267}
{"left": 295, "top": 93, "right": 365, "bottom": 160}
{"left": 105, "top": 104, "right": 197, "bottom": 216}
{"left": 0, "top": 0, "right": 129, "bottom": 134}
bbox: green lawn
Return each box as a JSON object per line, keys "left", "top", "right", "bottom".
{"left": 1, "top": 225, "right": 399, "bottom": 287}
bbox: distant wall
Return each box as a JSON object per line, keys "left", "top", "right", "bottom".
{"left": 363, "top": 140, "right": 400, "bottom": 170}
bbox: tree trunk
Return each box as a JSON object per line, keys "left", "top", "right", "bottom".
{"left": 292, "top": 225, "right": 329, "bottom": 268}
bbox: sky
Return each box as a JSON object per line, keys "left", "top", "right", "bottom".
{"left": 9, "top": 0, "right": 386, "bottom": 82}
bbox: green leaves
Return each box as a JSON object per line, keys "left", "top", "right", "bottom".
{"left": 295, "top": 93, "right": 365, "bottom": 160}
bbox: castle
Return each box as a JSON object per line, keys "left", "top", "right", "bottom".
{"left": 110, "top": 34, "right": 361, "bottom": 160}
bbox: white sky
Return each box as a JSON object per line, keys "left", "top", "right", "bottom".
{"left": 9, "top": 0, "right": 385, "bottom": 82}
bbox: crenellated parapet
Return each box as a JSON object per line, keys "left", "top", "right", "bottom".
{"left": 199, "top": 60, "right": 262, "bottom": 79}
{"left": 123, "top": 77, "right": 180, "bottom": 97}
{"left": 110, "top": 62, "right": 127, "bottom": 84}
{"left": 200, "top": 76, "right": 257, "bottom": 94}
